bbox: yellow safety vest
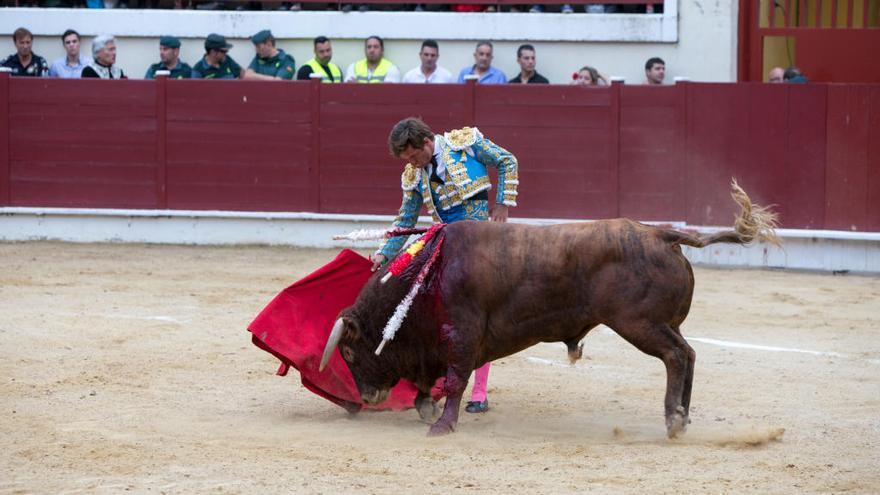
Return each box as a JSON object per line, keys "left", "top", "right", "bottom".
{"left": 354, "top": 58, "right": 392, "bottom": 83}
{"left": 306, "top": 58, "right": 342, "bottom": 83}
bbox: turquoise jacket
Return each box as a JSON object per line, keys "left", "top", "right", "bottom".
{"left": 378, "top": 127, "right": 519, "bottom": 259}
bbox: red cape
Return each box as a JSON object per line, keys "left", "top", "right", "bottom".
{"left": 248, "top": 249, "right": 425, "bottom": 412}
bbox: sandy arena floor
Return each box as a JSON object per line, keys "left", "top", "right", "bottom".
{"left": 1, "top": 242, "right": 878, "bottom": 494}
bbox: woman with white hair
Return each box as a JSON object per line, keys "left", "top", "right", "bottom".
{"left": 81, "top": 35, "right": 126, "bottom": 79}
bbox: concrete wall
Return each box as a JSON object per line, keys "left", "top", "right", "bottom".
{"left": 3, "top": 207, "right": 878, "bottom": 273}
{"left": 2, "top": 0, "right": 738, "bottom": 83}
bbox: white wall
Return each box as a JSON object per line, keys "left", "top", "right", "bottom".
{"left": 2, "top": 0, "right": 737, "bottom": 83}
{"left": 3, "top": 207, "right": 878, "bottom": 273}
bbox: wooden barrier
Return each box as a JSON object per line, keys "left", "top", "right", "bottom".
{"left": 2, "top": 73, "right": 878, "bottom": 231}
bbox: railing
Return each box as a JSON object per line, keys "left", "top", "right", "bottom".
{"left": 2, "top": 0, "right": 664, "bottom": 8}
{"left": 1, "top": 72, "right": 878, "bottom": 231}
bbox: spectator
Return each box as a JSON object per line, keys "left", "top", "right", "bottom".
{"left": 508, "top": 44, "right": 548, "bottom": 84}
{"left": 644, "top": 56, "right": 665, "bottom": 85}
{"left": 49, "top": 30, "right": 91, "bottom": 79}
{"left": 402, "top": 39, "right": 453, "bottom": 84}
{"left": 345, "top": 36, "right": 400, "bottom": 83}
{"left": 529, "top": 4, "right": 576, "bottom": 13}
{"left": 144, "top": 36, "right": 192, "bottom": 80}
{"left": 81, "top": 35, "right": 126, "bottom": 79}
{"left": 1, "top": 27, "right": 49, "bottom": 77}
{"left": 572, "top": 66, "right": 608, "bottom": 86}
{"left": 296, "top": 36, "right": 342, "bottom": 83}
{"left": 783, "top": 66, "right": 808, "bottom": 84}
{"left": 244, "top": 30, "right": 296, "bottom": 81}
{"left": 456, "top": 41, "right": 506, "bottom": 84}
{"left": 585, "top": 2, "right": 614, "bottom": 12}
{"left": 191, "top": 34, "right": 244, "bottom": 80}
{"left": 767, "top": 66, "right": 784, "bottom": 83}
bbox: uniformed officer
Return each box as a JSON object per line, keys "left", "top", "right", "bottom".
{"left": 144, "top": 36, "right": 192, "bottom": 80}
{"left": 244, "top": 30, "right": 296, "bottom": 81}
{"left": 191, "top": 33, "right": 244, "bottom": 80}
{"left": 296, "top": 36, "right": 342, "bottom": 83}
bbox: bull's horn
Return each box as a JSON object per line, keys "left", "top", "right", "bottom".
{"left": 319, "top": 318, "right": 346, "bottom": 372}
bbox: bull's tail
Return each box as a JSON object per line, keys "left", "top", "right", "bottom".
{"left": 662, "top": 179, "right": 781, "bottom": 248}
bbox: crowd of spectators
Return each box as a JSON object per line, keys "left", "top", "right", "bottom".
{"left": 14, "top": 26, "right": 819, "bottom": 85}
{"left": 9, "top": 0, "right": 663, "bottom": 14}
{"left": 2, "top": 27, "right": 682, "bottom": 86}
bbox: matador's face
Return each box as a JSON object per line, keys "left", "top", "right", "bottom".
{"left": 398, "top": 138, "right": 435, "bottom": 169}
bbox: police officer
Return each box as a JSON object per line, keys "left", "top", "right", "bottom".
{"left": 191, "top": 34, "right": 244, "bottom": 80}
{"left": 145, "top": 36, "right": 192, "bottom": 80}
{"left": 244, "top": 30, "right": 296, "bottom": 81}
{"left": 296, "top": 36, "right": 342, "bottom": 83}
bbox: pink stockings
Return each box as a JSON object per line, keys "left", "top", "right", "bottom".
{"left": 470, "top": 362, "right": 491, "bottom": 402}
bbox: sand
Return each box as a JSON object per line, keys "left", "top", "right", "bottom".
{"left": 1, "top": 242, "right": 878, "bottom": 494}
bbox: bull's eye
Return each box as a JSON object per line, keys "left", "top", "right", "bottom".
{"left": 342, "top": 346, "right": 354, "bottom": 362}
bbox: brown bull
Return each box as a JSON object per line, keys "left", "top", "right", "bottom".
{"left": 321, "top": 181, "right": 779, "bottom": 437}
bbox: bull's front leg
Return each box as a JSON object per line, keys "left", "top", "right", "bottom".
{"left": 428, "top": 364, "right": 470, "bottom": 436}
{"left": 415, "top": 389, "right": 439, "bottom": 424}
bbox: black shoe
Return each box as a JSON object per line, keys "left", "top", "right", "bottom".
{"left": 465, "top": 399, "right": 489, "bottom": 413}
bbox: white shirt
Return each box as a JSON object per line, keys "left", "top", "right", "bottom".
{"left": 402, "top": 65, "right": 454, "bottom": 84}
{"left": 344, "top": 61, "right": 401, "bottom": 83}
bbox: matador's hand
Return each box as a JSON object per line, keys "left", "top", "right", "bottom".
{"left": 490, "top": 205, "right": 509, "bottom": 223}
{"left": 370, "top": 253, "right": 387, "bottom": 272}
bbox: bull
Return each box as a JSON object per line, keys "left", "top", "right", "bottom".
{"left": 321, "top": 181, "right": 779, "bottom": 437}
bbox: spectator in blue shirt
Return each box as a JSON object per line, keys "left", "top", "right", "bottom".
{"left": 49, "top": 30, "right": 91, "bottom": 79}
{"left": 457, "top": 41, "right": 506, "bottom": 84}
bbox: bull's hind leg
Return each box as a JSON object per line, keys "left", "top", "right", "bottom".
{"left": 672, "top": 326, "right": 697, "bottom": 416}
{"left": 610, "top": 320, "right": 694, "bottom": 439}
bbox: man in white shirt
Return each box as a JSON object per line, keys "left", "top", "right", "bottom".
{"left": 402, "top": 39, "right": 453, "bottom": 84}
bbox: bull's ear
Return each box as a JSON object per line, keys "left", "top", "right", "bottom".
{"left": 343, "top": 317, "right": 361, "bottom": 342}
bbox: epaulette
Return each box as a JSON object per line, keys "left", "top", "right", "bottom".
{"left": 443, "top": 127, "right": 483, "bottom": 151}
{"left": 401, "top": 163, "right": 421, "bottom": 191}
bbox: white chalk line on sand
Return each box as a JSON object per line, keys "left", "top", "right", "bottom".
{"left": 599, "top": 327, "right": 849, "bottom": 358}
{"left": 526, "top": 336, "right": 852, "bottom": 368}
{"left": 54, "top": 311, "right": 186, "bottom": 325}
{"left": 686, "top": 337, "right": 848, "bottom": 358}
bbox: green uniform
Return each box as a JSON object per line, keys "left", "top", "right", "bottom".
{"left": 144, "top": 61, "right": 193, "bottom": 80}
{"left": 191, "top": 55, "right": 243, "bottom": 80}
{"left": 247, "top": 49, "right": 296, "bottom": 80}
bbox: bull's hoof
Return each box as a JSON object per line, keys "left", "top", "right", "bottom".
{"left": 567, "top": 342, "right": 585, "bottom": 364}
{"left": 666, "top": 411, "right": 688, "bottom": 439}
{"left": 416, "top": 399, "right": 439, "bottom": 424}
{"left": 427, "top": 422, "right": 455, "bottom": 437}
{"left": 341, "top": 400, "right": 363, "bottom": 415}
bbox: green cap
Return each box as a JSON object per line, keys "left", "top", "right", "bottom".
{"left": 159, "top": 35, "right": 181, "bottom": 49}
{"left": 251, "top": 29, "right": 273, "bottom": 44}
{"left": 205, "top": 33, "right": 233, "bottom": 51}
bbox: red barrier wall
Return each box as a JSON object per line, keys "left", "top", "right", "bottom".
{"left": 1, "top": 75, "right": 878, "bottom": 232}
